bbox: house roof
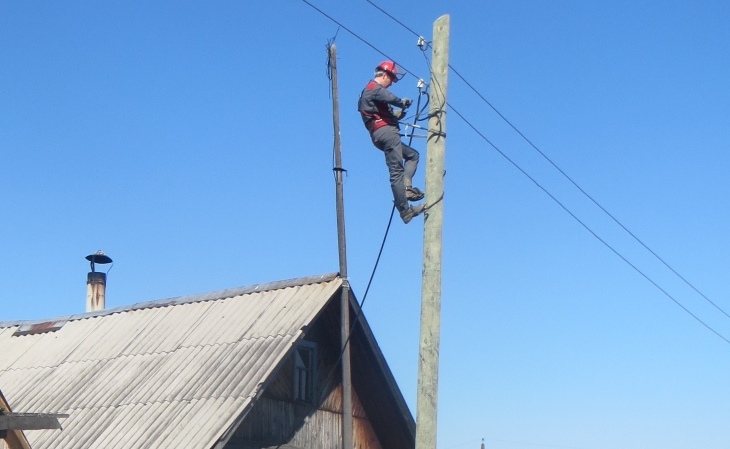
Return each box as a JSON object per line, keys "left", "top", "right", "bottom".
{"left": 0, "top": 273, "right": 345, "bottom": 449}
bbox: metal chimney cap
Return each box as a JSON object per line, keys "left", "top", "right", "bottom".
{"left": 86, "top": 251, "right": 112, "bottom": 265}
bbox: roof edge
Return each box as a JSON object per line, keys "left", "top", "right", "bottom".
{"left": 0, "top": 272, "right": 340, "bottom": 329}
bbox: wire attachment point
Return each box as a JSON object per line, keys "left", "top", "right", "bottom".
{"left": 423, "top": 193, "right": 444, "bottom": 212}
{"left": 428, "top": 129, "right": 446, "bottom": 139}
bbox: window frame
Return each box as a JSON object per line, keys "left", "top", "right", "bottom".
{"left": 292, "top": 340, "right": 317, "bottom": 404}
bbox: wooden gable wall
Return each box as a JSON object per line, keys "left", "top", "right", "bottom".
{"left": 224, "top": 297, "right": 384, "bottom": 449}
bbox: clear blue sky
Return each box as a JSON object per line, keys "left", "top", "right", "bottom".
{"left": 2, "top": 1, "right": 729, "bottom": 448}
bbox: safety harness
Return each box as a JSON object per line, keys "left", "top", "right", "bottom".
{"left": 359, "top": 81, "right": 399, "bottom": 134}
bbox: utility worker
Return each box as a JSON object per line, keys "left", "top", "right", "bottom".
{"left": 358, "top": 61, "right": 425, "bottom": 224}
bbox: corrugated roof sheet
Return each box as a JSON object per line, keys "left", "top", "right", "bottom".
{"left": 0, "top": 273, "right": 341, "bottom": 449}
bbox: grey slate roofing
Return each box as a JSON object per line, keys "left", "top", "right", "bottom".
{"left": 0, "top": 273, "right": 343, "bottom": 449}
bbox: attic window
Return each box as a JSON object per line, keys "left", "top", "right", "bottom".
{"left": 293, "top": 341, "right": 317, "bottom": 404}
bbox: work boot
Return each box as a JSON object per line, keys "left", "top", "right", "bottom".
{"left": 406, "top": 186, "right": 425, "bottom": 202}
{"left": 399, "top": 203, "right": 426, "bottom": 224}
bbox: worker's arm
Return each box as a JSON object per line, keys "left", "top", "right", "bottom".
{"left": 371, "top": 84, "right": 410, "bottom": 109}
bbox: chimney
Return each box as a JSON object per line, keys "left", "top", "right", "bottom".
{"left": 85, "top": 251, "right": 112, "bottom": 312}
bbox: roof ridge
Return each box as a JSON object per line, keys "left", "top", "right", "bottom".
{"left": 0, "top": 272, "right": 340, "bottom": 329}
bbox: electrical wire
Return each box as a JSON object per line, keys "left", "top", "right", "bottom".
{"left": 448, "top": 102, "right": 730, "bottom": 345}
{"left": 301, "top": 0, "right": 418, "bottom": 80}
{"left": 301, "top": 0, "right": 730, "bottom": 345}
{"left": 364, "top": 0, "right": 422, "bottom": 38}
{"left": 420, "top": 48, "right": 447, "bottom": 143}
{"left": 447, "top": 65, "right": 730, "bottom": 321}
{"left": 296, "top": 204, "right": 396, "bottom": 438}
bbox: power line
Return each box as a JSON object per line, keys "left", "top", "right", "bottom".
{"left": 447, "top": 102, "right": 730, "bottom": 346}
{"left": 300, "top": 0, "right": 730, "bottom": 345}
{"left": 361, "top": 1, "right": 730, "bottom": 324}
{"left": 447, "top": 65, "right": 730, "bottom": 322}
{"left": 364, "top": 0, "right": 421, "bottom": 38}
{"left": 301, "top": 0, "right": 418, "bottom": 80}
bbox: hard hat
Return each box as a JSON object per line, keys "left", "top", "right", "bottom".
{"left": 376, "top": 60, "right": 399, "bottom": 82}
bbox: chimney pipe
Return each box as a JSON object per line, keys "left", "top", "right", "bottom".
{"left": 85, "top": 251, "right": 112, "bottom": 312}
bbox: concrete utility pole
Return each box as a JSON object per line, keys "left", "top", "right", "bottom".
{"left": 328, "top": 42, "right": 353, "bottom": 449}
{"left": 416, "top": 14, "right": 449, "bottom": 449}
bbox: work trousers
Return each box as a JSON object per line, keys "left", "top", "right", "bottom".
{"left": 371, "top": 126, "right": 419, "bottom": 213}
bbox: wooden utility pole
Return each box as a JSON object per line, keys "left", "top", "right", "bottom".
{"left": 416, "top": 14, "right": 449, "bottom": 449}
{"left": 328, "top": 42, "right": 354, "bottom": 449}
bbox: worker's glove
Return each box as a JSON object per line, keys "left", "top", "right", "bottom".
{"left": 392, "top": 108, "right": 406, "bottom": 120}
{"left": 402, "top": 98, "right": 413, "bottom": 109}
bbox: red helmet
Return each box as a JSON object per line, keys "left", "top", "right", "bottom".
{"left": 376, "top": 60, "right": 399, "bottom": 82}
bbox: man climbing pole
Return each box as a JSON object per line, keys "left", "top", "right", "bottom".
{"left": 358, "top": 60, "right": 426, "bottom": 224}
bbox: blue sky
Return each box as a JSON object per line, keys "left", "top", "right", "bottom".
{"left": 2, "top": 1, "right": 729, "bottom": 448}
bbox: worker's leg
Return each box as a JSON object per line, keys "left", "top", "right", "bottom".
{"left": 373, "top": 128, "right": 409, "bottom": 213}
{"left": 401, "top": 143, "right": 419, "bottom": 188}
